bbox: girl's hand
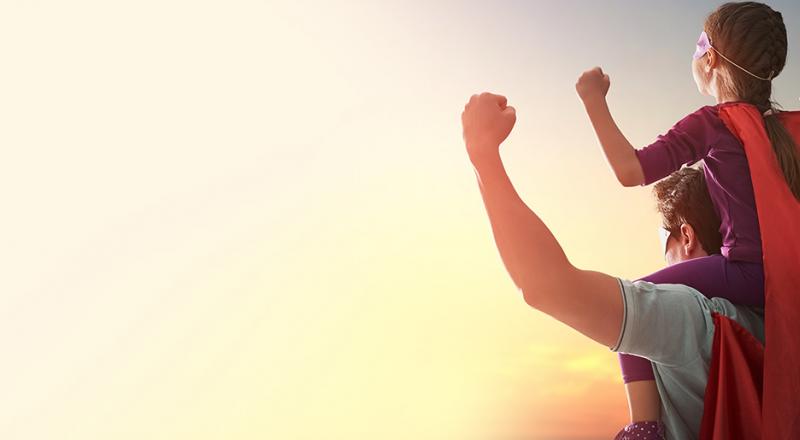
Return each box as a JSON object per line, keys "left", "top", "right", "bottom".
{"left": 461, "top": 92, "right": 516, "bottom": 164}
{"left": 576, "top": 67, "right": 611, "bottom": 102}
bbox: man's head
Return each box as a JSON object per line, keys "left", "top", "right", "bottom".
{"left": 653, "top": 167, "right": 723, "bottom": 266}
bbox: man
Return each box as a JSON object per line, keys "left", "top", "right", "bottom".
{"left": 460, "top": 92, "right": 764, "bottom": 439}
{"left": 652, "top": 167, "right": 722, "bottom": 267}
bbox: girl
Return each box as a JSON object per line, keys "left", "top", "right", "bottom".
{"left": 575, "top": 2, "right": 800, "bottom": 439}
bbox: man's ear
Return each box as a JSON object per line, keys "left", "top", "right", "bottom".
{"left": 679, "top": 223, "right": 698, "bottom": 256}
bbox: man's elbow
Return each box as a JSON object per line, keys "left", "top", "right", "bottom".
{"left": 517, "top": 269, "right": 573, "bottom": 310}
{"left": 520, "top": 286, "right": 544, "bottom": 310}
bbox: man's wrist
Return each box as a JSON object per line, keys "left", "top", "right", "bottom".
{"left": 468, "top": 145, "right": 502, "bottom": 169}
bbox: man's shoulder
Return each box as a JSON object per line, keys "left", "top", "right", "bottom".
{"left": 613, "top": 278, "right": 764, "bottom": 362}
{"left": 627, "top": 279, "right": 765, "bottom": 336}
{"left": 707, "top": 296, "right": 765, "bottom": 344}
{"left": 620, "top": 279, "right": 764, "bottom": 324}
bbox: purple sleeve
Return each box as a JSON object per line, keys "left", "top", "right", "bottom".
{"left": 634, "top": 106, "right": 720, "bottom": 185}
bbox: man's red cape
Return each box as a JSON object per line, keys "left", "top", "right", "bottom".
{"left": 699, "top": 103, "right": 800, "bottom": 440}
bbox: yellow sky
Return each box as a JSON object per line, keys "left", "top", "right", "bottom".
{"left": 2, "top": 1, "right": 799, "bottom": 439}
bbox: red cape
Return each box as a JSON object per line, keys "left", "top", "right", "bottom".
{"left": 699, "top": 103, "right": 800, "bottom": 440}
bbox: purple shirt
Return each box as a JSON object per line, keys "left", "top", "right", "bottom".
{"left": 634, "top": 104, "right": 762, "bottom": 263}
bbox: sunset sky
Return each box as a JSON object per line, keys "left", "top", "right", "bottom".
{"left": 2, "top": 1, "right": 799, "bottom": 439}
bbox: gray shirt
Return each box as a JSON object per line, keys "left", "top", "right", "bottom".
{"left": 609, "top": 278, "right": 765, "bottom": 440}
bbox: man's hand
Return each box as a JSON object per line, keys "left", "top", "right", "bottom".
{"left": 461, "top": 92, "right": 516, "bottom": 165}
{"left": 576, "top": 67, "right": 611, "bottom": 102}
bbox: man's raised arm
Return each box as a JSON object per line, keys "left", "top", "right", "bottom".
{"left": 461, "top": 92, "right": 623, "bottom": 347}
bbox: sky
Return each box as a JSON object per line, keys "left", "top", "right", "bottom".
{"left": 1, "top": 1, "right": 799, "bottom": 439}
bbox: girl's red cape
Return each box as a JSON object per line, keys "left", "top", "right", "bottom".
{"left": 699, "top": 103, "right": 800, "bottom": 440}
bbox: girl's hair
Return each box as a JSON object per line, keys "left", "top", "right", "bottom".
{"left": 705, "top": 1, "right": 800, "bottom": 200}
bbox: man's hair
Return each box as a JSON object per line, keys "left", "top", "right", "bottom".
{"left": 653, "top": 167, "right": 723, "bottom": 255}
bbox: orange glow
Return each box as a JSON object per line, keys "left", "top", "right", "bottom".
{"left": 2, "top": 1, "right": 798, "bottom": 439}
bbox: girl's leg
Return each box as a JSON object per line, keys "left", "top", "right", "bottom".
{"left": 618, "top": 254, "right": 764, "bottom": 425}
{"left": 624, "top": 380, "right": 661, "bottom": 422}
{"left": 635, "top": 254, "right": 764, "bottom": 307}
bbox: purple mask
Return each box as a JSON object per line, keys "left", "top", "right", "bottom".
{"left": 693, "top": 31, "right": 712, "bottom": 60}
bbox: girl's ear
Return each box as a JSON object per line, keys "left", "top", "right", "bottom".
{"left": 706, "top": 50, "right": 718, "bottom": 72}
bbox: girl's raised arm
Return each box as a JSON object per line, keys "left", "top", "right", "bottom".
{"left": 576, "top": 67, "right": 646, "bottom": 187}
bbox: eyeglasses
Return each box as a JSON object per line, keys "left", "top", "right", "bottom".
{"left": 658, "top": 226, "right": 672, "bottom": 257}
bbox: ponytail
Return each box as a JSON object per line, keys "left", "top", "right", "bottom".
{"left": 763, "top": 112, "right": 800, "bottom": 201}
